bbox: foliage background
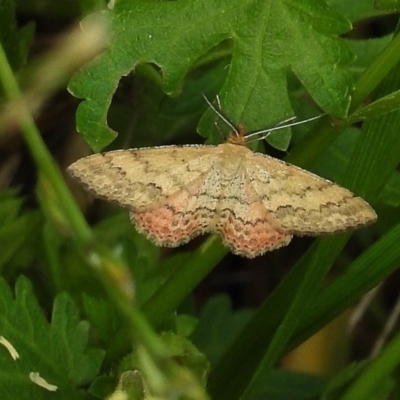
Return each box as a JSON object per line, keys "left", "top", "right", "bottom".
{"left": 1, "top": 0, "right": 400, "bottom": 399}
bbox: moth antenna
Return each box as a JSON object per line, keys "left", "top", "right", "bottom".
{"left": 202, "top": 94, "right": 239, "bottom": 137}
{"left": 245, "top": 113, "right": 325, "bottom": 143}
{"left": 275, "top": 116, "right": 297, "bottom": 126}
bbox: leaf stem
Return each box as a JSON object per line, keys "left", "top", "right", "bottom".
{"left": 350, "top": 31, "right": 400, "bottom": 113}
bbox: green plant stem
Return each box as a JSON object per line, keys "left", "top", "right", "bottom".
{"left": 240, "top": 238, "right": 342, "bottom": 400}
{"left": 95, "top": 250, "right": 167, "bottom": 358}
{"left": 0, "top": 43, "right": 92, "bottom": 244}
{"left": 90, "top": 252, "right": 208, "bottom": 399}
{"left": 350, "top": 30, "right": 400, "bottom": 113}
{"left": 288, "top": 220, "right": 400, "bottom": 353}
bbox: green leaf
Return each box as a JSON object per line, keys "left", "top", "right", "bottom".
{"left": 118, "top": 331, "right": 210, "bottom": 399}
{"left": 262, "top": 369, "right": 326, "bottom": 400}
{"left": 0, "top": 277, "right": 104, "bottom": 399}
{"left": 321, "top": 362, "right": 366, "bottom": 399}
{"left": 93, "top": 212, "right": 165, "bottom": 305}
{"left": 375, "top": 0, "right": 400, "bottom": 12}
{"left": 78, "top": 0, "right": 106, "bottom": 15}
{"left": 378, "top": 171, "right": 400, "bottom": 206}
{"left": 320, "top": 360, "right": 395, "bottom": 400}
{"left": 191, "top": 294, "right": 253, "bottom": 366}
{"left": 82, "top": 294, "right": 119, "bottom": 345}
{"left": 69, "top": 0, "right": 353, "bottom": 151}
{"left": 0, "top": 0, "right": 34, "bottom": 70}
{"left": 0, "top": 189, "right": 42, "bottom": 274}
{"left": 347, "top": 88, "right": 400, "bottom": 123}
{"left": 159, "top": 60, "right": 229, "bottom": 117}
{"left": 345, "top": 35, "right": 393, "bottom": 75}
{"left": 350, "top": 30, "right": 400, "bottom": 113}
{"left": 310, "top": 126, "right": 359, "bottom": 182}
{"left": 329, "top": 0, "right": 391, "bottom": 22}
{"left": 142, "top": 235, "right": 227, "bottom": 329}
{"left": 159, "top": 331, "right": 210, "bottom": 387}
{"left": 340, "top": 332, "right": 400, "bottom": 400}
{"left": 106, "top": 371, "right": 145, "bottom": 400}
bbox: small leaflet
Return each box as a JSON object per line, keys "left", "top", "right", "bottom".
{"left": 0, "top": 336, "right": 19, "bottom": 360}
{"left": 29, "top": 372, "right": 58, "bottom": 392}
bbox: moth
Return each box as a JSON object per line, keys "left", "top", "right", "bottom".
{"left": 69, "top": 109, "right": 376, "bottom": 258}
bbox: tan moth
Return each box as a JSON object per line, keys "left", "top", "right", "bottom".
{"left": 68, "top": 110, "right": 376, "bottom": 258}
